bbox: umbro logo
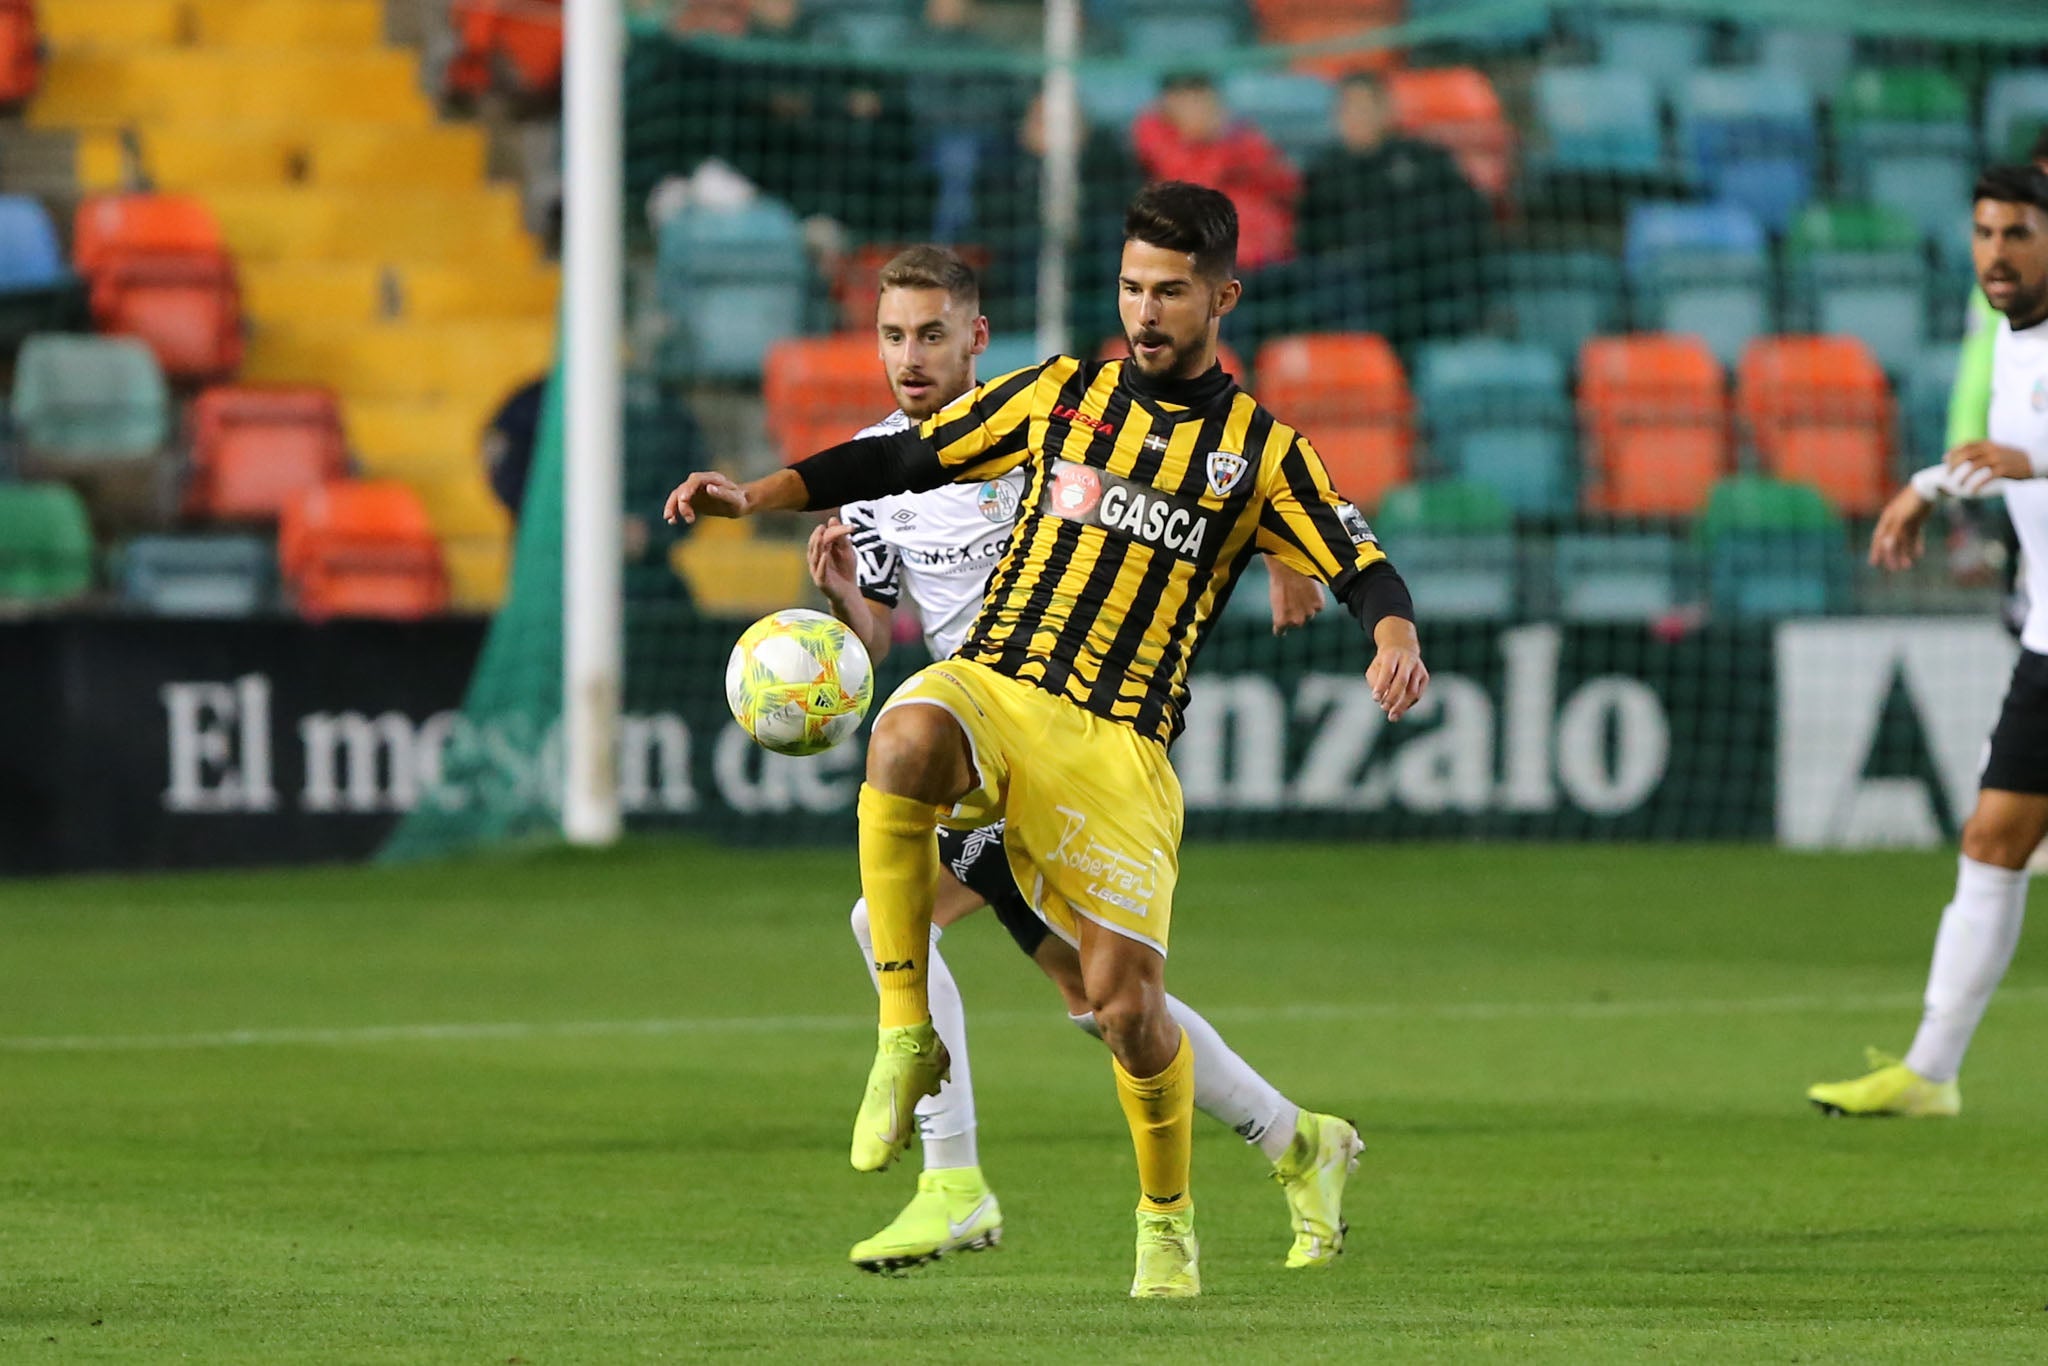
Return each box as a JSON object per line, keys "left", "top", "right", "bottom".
{"left": 1143, "top": 1192, "right": 1184, "bottom": 1206}
{"left": 874, "top": 958, "right": 918, "bottom": 973}
{"left": 891, "top": 509, "right": 916, "bottom": 525}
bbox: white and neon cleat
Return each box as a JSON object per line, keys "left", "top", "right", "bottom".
{"left": 850, "top": 1021, "right": 950, "bottom": 1172}
{"left": 1807, "top": 1048, "right": 1960, "bottom": 1118}
{"left": 849, "top": 1167, "right": 1003, "bottom": 1273}
{"left": 1273, "top": 1110, "right": 1364, "bottom": 1268}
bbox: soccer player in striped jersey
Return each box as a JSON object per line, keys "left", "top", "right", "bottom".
{"left": 669, "top": 183, "right": 1428, "bottom": 1296}
{"left": 807, "top": 245, "right": 1353, "bottom": 1274}
{"left": 1809, "top": 166, "right": 2048, "bottom": 1117}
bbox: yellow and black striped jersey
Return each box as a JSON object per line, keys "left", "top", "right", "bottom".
{"left": 888, "top": 355, "right": 1389, "bottom": 744}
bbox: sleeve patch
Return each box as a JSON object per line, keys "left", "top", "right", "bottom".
{"left": 1336, "top": 502, "right": 1376, "bottom": 545}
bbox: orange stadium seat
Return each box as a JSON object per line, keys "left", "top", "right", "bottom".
{"left": 1738, "top": 336, "right": 1893, "bottom": 516}
{"left": 1252, "top": 0, "right": 1404, "bottom": 78}
{"left": 1578, "top": 335, "right": 1729, "bottom": 517}
{"left": 0, "top": 0, "right": 39, "bottom": 107}
{"left": 1253, "top": 333, "right": 1412, "bottom": 508}
{"left": 445, "top": 0, "right": 564, "bottom": 100}
{"left": 1388, "top": 67, "right": 1515, "bottom": 202}
{"left": 762, "top": 335, "right": 897, "bottom": 466}
{"left": 184, "top": 386, "right": 349, "bottom": 523}
{"left": 75, "top": 194, "right": 243, "bottom": 381}
{"left": 279, "top": 479, "right": 449, "bottom": 620}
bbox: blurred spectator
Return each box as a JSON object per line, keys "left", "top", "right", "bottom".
{"left": 1297, "top": 72, "right": 1492, "bottom": 350}
{"left": 1131, "top": 72, "right": 1300, "bottom": 271}
{"left": 973, "top": 89, "right": 1143, "bottom": 337}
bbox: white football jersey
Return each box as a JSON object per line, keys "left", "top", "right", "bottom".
{"left": 1988, "top": 315, "right": 2048, "bottom": 654}
{"left": 839, "top": 408, "right": 1026, "bottom": 660}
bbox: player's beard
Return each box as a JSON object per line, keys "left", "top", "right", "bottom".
{"left": 1127, "top": 326, "right": 1198, "bottom": 379}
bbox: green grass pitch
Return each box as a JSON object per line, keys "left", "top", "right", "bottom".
{"left": 3, "top": 841, "right": 2045, "bottom": 1363}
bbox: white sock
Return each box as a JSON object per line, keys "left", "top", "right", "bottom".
{"left": 1069, "top": 997, "right": 1299, "bottom": 1162}
{"left": 1903, "top": 856, "right": 2029, "bottom": 1084}
{"left": 850, "top": 899, "right": 978, "bottom": 1169}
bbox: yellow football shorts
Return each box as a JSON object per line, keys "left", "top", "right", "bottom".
{"left": 877, "top": 658, "right": 1184, "bottom": 957}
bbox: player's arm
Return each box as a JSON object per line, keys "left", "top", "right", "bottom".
{"left": 1255, "top": 434, "right": 1426, "bottom": 720}
{"left": 1872, "top": 448, "right": 2047, "bottom": 571}
{"left": 1263, "top": 556, "right": 1325, "bottom": 634}
{"left": 807, "top": 508, "right": 897, "bottom": 664}
{"left": 663, "top": 367, "right": 1043, "bottom": 524}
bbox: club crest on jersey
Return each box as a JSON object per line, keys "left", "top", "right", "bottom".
{"left": 978, "top": 477, "right": 1021, "bottom": 523}
{"left": 1204, "top": 449, "right": 1249, "bottom": 497}
{"left": 1049, "top": 464, "right": 1103, "bottom": 519}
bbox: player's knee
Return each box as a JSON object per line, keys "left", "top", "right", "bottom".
{"left": 865, "top": 705, "right": 970, "bottom": 805}
{"left": 1961, "top": 813, "right": 2034, "bottom": 870}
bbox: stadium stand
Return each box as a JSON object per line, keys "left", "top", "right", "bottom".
{"left": 117, "top": 532, "right": 276, "bottom": 615}
{"left": 1699, "top": 473, "right": 1847, "bottom": 619}
{"left": 182, "top": 386, "right": 349, "bottom": 524}
{"left": 73, "top": 192, "right": 244, "bottom": 381}
{"left": 1578, "top": 334, "right": 1728, "bottom": 518}
{"left": 278, "top": 480, "right": 450, "bottom": 621}
{"left": 1253, "top": 332, "right": 1411, "bottom": 510}
{"left": 1414, "top": 338, "right": 1573, "bottom": 516}
{"left": 1782, "top": 202, "right": 1930, "bottom": 376}
{"left": 763, "top": 334, "right": 896, "bottom": 466}
{"left": 0, "top": 0, "right": 39, "bottom": 108}
{"left": 1625, "top": 201, "right": 1772, "bottom": 367}
{"left": 445, "top": 0, "right": 564, "bottom": 102}
{"left": 1368, "top": 478, "right": 1516, "bottom": 620}
{"left": 1387, "top": 66, "right": 1514, "bottom": 203}
{"left": 0, "top": 194, "right": 88, "bottom": 354}
{"left": 0, "top": 481, "right": 94, "bottom": 603}
{"left": 1737, "top": 335, "right": 1894, "bottom": 518}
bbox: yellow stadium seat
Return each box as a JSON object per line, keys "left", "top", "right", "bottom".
{"left": 246, "top": 320, "right": 554, "bottom": 401}
{"left": 38, "top": 0, "right": 184, "bottom": 50}
{"left": 401, "top": 264, "right": 559, "bottom": 322}
{"left": 345, "top": 398, "right": 492, "bottom": 473}
{"left": 309, "top": 125, "right": 488, "bottom": 188}
{"left": 139, "top": 127, "right": 300, "bottom": 188}
{"left": 187, "top": 0, "right": 384, "bottom": 49}
{"left": 74, "top": 131, "right": 131, "bottom": 192}
{"left": 675, "top": 534, "right": 813, "bottom": 617}
{"left": 35, "top": 52, "right": 432, "bottom": 127}
{"left": 206, "top": 186, "right": 534, "bottom": 264}
{"left": 409, "top": 472, "right": 512, "bottom": 608}
{"left": 242, "top": 261, "right": 386, "bottom": 327}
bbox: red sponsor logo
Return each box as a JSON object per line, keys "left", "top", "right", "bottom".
{"left": 1051, "top": 403, "right": 1115, "bottom": 435}
{"left": 1048, "top": 464, "right": 1103, "bottom": 520}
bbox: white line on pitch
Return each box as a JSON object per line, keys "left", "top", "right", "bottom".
{"left": 5, "top": 985, "right": 2047, "bottom": 1054}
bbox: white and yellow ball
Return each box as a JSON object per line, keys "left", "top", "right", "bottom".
{"left": 725, "top": 608, "right": 874, "bottom": 756}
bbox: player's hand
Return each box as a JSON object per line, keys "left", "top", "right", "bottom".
{"left": 663, "top": 471, "right": 747, "bottom": 524}
{"left": 1869, "top": 484, "right": 1934, "bottom": 572}
{"left": 1945, "top": 441, "right": 2033, "bottom": 492}
{"left": 1265, "top": 561, "right": 1325, "bottom": 635}
{"left": 807, "top": 517, "right": 859, "bottom": 606}
{"left": 1367, "top": 618, "right": 1428, "bottom": 722}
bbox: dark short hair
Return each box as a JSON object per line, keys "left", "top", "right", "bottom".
{"left": 1124, "top": 181, "right": 1238, "bottom": 280}
{"left": 2031, "top": 123, "right": 2048, "bottom": 165}
{"left": 1160, "top": 70, "right": 1215, "bottom": 94}
{"left": 876, "top": 244, "right": 979, "bottom": 306}
{"left": 1973, "top": 164, "right": 2048, "bottom": 215}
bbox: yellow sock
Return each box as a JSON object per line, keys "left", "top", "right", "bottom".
{"left": 1113, "top": 1028, "right": 1194, "bottom": 1214}
{"left": 856, "top": 783, "right": 939, "bottom": 1029}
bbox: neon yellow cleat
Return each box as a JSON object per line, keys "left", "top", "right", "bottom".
{"left": 849, "top": 1166, "right": 1003, "bottom": 1272}
{"left": 850, "top": 1021, "right": 950, "bottom": 1172}
{"left": 1273, "top": 1110, "right": 1364, "bottom": 1268}
{"left": 1128, "top": 1207, "right": 1199, "bottom": 1298}
{"left": 1807, "top": 1048, "right": 1960, "bottom": 1118}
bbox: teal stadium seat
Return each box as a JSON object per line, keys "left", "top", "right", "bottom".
{"left": 118, "top": 534, "right": 275, "bottom": 616}
{"left": 1222, "top": 71, "right": 1336, "bottom": 166}
{"left": 1551, "top": 533, "right": 1684, "bottom": 622}
{"left": 1370, "top": 479, "right": 1518, "bottom": 621}
{"left": 1834, "top": 68, "right": 1975, "bottom": 242}
{"left": 1984, "top": 69, "right": 2048, "bottom": 160}
{"left": 1626, "top": 202, "right": 1771, "bottom": 367}
{"left": 1755, "top": 27, "right": 1854, "bottom": 96}
{"left": 10, "top": 332, "right": 169, "bottom": 460}
{"left": 1582, "top": 13, "right": 1711, "bottom": 84}
{"left": 1700, "top": 475, "right": 1847, "bottom": 620}
{"left": 0, "top": 480, "right": 94, "bottom": 603}
{"left": 656, "top": 199, "right": 809, "bottom": 382}
{"left": 1782, "top": 203, "right": 1929, "bottom": 376}
{"left": 1413, "top": 339, "right": 1573, "bottom": 515}
{"left": 1534, "top": 67, "right": 1664, "bottom": 175}
{"left": 1501, "top": 249, "right": 1625, "bottom": 367}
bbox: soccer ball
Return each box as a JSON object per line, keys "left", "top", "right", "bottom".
{"left": 725, "top": 608, "right": 874, "bottom": 756}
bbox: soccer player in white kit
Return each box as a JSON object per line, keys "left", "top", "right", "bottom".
{"left": 807, "top": 245, "right": 1362, "bottom": 1267}
{"left": 1809, "top": 165, "right": 2048, "bottom": 1117}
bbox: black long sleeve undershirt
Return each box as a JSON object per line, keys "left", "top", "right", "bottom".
{"left": 791, "top": 429, "right": 943, "bottom": 510}
{"left": 1338, "top": 559, "right": 1416, "bottom": 634}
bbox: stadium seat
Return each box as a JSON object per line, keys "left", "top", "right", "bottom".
{"left": 1405, "top": 0, "right": 1549, "bottom": 48}
{"left": 1413, "top": 339, "right": 1573, "bottom": 515}
{"left": 1737, "top": 336, "right": 1894, "bottom": 517}
{"left": 117, "top": 533, "right": 275, "bottom": 616}
{"left": 1255, "top": 0, "right": 1402, "bottom": 78}
{"left": 1756, "top": 27, "right": 1854, "bottom": 95}
{"left": 656, "top": 198, "right": 808, "bottom": 382}
{"left": 1500, "top": 249, "right": 1626, "bottom": 368}
{"left": 1782, "top": 204, "right": 1930, "bottom": 376}
{"left": 412, "top": 474, "right": 511, "bottom": 610}
{"left": 279, "top": 479, "right": 449, "bottom": 620}
{"left": 1901, "top": 344, "right": 1958, "bottom": 467}
{"left": 1582, "top": 12, "right": 1711, "bottom": 84}
{"left": 1676, "top": 69, "right": 1818, "bottom": 232}
{"left": 1862, "top": 149, "right": 1973, "bottom": 244}
{"left": 1984, "top": 69, "right": 2048, "bottom": 160}
{"left": 1626, "top": 203, "right": 1771, "bottom": 366}
{"left": 1222, "top": 71, "right": 1337, "bottom": 166}
{"left": 1389, "top": 67, "right": 1515, "bottom": 202}
{"left": 814, "top": 0, "right": 918, "bottom": 58}
{"left": 445, "top": 0, "right": 563, "bottom": 100}
{"left": 1534, "top": 68, "right": 1664, "bottom": 175}
{"left": 204, "top": 187, "right": 535, "bottom": 266}
{"left": 187, "top": 0, "right": 385, "bottom": 48}
{"left": 1551, "top": 532, "right": 1684, "bottom": 622}
{"left": 979, "top": 335, "right": 1045, "bottom": 378}
{"left": 73, "top": 193, "right": 245, "bottom": 381}
{"left": 0, "top": 482, "right": 94, "bottom": 603}
{"left": 1578, "top": 335, "right": 1729, "bottom": 517}
{"left": 1368, "top": 479, "right": 1517, "bottom": 620}
{"left": 0, "top": 0, "right": 40, "bottom": 108}
{"left": 1078, "top": 70, "right": 1159, "bottom": 136}
{"left": 1253, "top": 333, "right": 1411, "bottom": 510}
{"left": 34, "top": 50, "right": 433, "bottom": 127}
{"left": 183, "top": 386, "right": 350, "bottom": 524}
{"left": 1833, "top": 68, "right": 1974, "bottom": 239}
{"left": 763, "top": 335, "right": 898, "bottom": 467}
{"left": 0, "top": 196, "right": 88, "bottom": 355}
{"left": 1699, "top": 474, "right": 1846, "bottom": 618}
{"left": 10, "top": 333, "right": 169, "bottom": 461}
